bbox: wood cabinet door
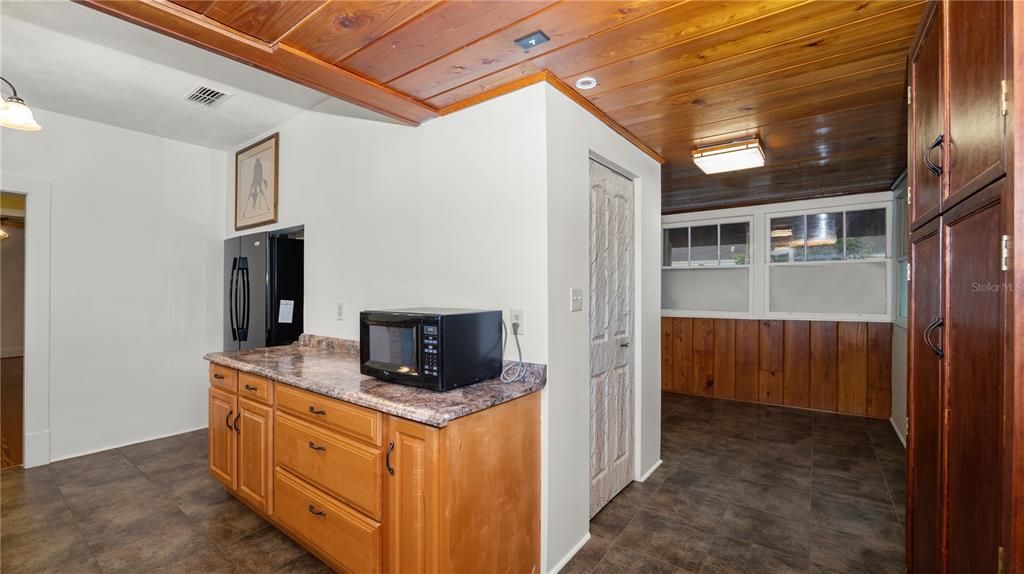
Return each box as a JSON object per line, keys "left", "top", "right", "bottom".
{"left": 941, "top": 179, "right": 1007, "bottom": 574}
{"left": 944, "top": 0, "right": 1007, "bottom": 206}
{"left": 237, "top": 397, "right": 273, "bottom": 515}
{"left": 909, "top": 1, "right": 944, "bottom": 229}
{"left": 209, "top": 386, "right": 237, "bottom": 490}
{"left": 384, "top": 416, "right": 438, "bottom": 574}
{"left": 907, "top": 218, "right": 944, "bottom": 574}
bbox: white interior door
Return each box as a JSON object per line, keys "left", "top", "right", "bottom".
{"left": 589, "top": 159, "right": 635, "bottom": 517}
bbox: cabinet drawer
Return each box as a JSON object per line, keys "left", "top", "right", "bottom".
{"left": 276, "top": 385, "right": 382, "bottom": 446}
{"left": 238, "top": 373, "right": 273, "bottom": 405}
{"left": 275, "top": 412, "right": 382, "bottom": 520}
{"left": 275, "top": 469, "right": 381, "bottom": 574}
{"left": 209, "top": 363, "right": 237, "bottom": 392}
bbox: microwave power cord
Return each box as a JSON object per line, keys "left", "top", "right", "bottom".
{"left": 500, "top": 319, "right": 526, "bottom": 383}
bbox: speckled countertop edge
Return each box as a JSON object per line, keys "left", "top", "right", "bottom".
{"left": 204, "top": 336, "right": 545, "bottom": 428}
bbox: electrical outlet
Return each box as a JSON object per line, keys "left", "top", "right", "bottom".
{"left": 570, "top": 288, "right": 584, "bottom": 312}
{"left": 336, "top": 303, "right": 344, "bottom": 321}
{"left": 509, "top": 308, "right": 525, "bottom": 335}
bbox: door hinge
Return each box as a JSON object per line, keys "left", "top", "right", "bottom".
{"left": 1001, "top": 80, "right": 1009, "bottom": 116}
{"left": 907, "top": 85, "right": 912, "bottom": 105}
{"left": 1002, "top": 235, "right": 1011, "bottom": 272}
{"left": 998, "top": 546, "right": 1005, "bottom": 574}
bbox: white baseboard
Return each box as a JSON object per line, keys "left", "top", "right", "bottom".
{"left": 548, "top": 533, "right": 591, "bottom": 574}
{"left": 23, "top": 430, "right": 50, "bottom": 468}
{"left": 638, "top": 459, "right": 663, "bottom": 482}
{"left": 48, "top": 425, "right": 208, "bottom": 464}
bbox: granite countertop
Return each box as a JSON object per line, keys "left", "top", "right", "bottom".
{"left": 204, "top": 335, "right": 546, "bottom": 428}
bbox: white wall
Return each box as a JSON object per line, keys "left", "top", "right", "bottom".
{"left": 227, "top": 85, "right": 550, "bottom": 363}
{"left": 2, "top": 108, "right": 226, "bottom": 461}
{"left": 890, "top": 323, "right": 908, "bottom": 444}
{"left": 543, "top": 85, "right": 662, "bottom": 572}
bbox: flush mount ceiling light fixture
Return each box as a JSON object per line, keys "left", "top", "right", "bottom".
{"left": 0, "top": 77, "right": 42, "bottom": 132}
{"left": 575, "top": 77, "right": 598, "bottom": 90}
{"left": 692, "top": 138, "right": 764, "bottom": 174}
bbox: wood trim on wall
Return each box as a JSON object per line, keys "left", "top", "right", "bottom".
{"left": 662, "top": 317, "right": 893, "bottom": 418}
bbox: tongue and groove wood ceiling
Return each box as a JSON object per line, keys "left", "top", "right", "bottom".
{"left": 80, "top": 0, "right": 926, "bottom": 213}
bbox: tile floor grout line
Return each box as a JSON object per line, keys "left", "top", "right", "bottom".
{"left": 50, "top": 455, "right": 125, "bottom": 574}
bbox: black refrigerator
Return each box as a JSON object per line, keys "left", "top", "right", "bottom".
{"left": 224, "top": 230, "right": 303, "bottom": 351}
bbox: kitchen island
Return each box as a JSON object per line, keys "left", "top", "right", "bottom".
{"left": 204, "top": 335, "right": 544, "bottom": 574}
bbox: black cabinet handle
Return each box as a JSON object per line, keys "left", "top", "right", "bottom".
{"left": 213, "top": 373, "right": 225, "bottom": 380}
{"left": 924, "top": 134, "right": 944, "bottom": 177}
{"left": 307, "top": 504, "right": 326, "bottom": 518}
{"left": 385, "top": 441, "right": 395, "bottom": 476}
{"left": 244, "top": 384, "right": 258, "bottom": 392}
{"left": 308, "top": 406, "right": 327, "bottom": 416}
{"left": 225, "top": 409, "right": 233, "bottom": 430}
{"left": 620, "top": 342, "right": 630, "bottom": 348}
{"left": 307, "top": 441, "right": 326, "bottom": 452}
{"left": 924, "top": 317, "right": 944, "bottom": 358}
{"left": 233, "top": 413, "right": 241, "bottom": 433}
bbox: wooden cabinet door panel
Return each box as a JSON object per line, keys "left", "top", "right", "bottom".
{"left": 941, "top": 180, "right": 1007, "bottom": 574}
{"left": 384, "top": 416, "right": 438, "bottom": 574}
{"left": 944, "top": 0, "right": 1007, "bottom": 205}
{"left": 237, "top": 397, "right": 273, "bottom": 515}
{"left": 909, "top": 2, "right": 943, "bottom": 228}
{"left": 208, "top": 386, "right": 237, "bottom": 490}
{"left": 907, "top": 219, "right": 943, "bottom": 574}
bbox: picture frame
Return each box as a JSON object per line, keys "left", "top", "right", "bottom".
{"left": 235, "top": 133, "right": 279, "bottom": 230}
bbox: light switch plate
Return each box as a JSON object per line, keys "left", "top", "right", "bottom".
{"left": 336, "top": 303, "right": 344, "bottom": 321}
{"left": 570, "top": 288, "right": 584, "bottom": 312}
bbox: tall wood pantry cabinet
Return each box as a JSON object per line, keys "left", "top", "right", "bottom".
{"left": 906, "top": 1, "right": 1018, "bottom": 572}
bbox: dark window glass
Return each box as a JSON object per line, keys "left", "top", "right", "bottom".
{"left": 719, "top": 222, "right": 750, "bottom": 266}
{"left": 770, "top": 215, "right": 806, "bottom": 262}
{"left": 846, "top": 208, "right": 887, "bottom": 259}
{"left": 663, "top": 227, "right": 689, "bottom": 266}
{"left": 690, "top": 225, "right": 718, "bottom": 265}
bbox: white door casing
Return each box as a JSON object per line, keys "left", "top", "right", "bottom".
{"left": 589, "top": 159, "right": 635, "bottom": 517}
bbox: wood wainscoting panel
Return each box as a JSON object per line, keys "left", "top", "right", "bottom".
{"left": 663, "top": 318, "right": 892, "bottom": 419}
{"left": 692, "top": 318, "right": 715, "bottom": 397}
{"left": 758, "top": 320, "right": 785, "bottom": 405}
{"left": 713, "top": 319, "right": 736, "bottom": 400}
{"left": 809, "top": 321, "right": 840, "bottom": 412}
{"left": 837, "top": 322, "right": 870, "bottom": 415}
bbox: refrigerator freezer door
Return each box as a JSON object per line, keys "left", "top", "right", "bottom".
{"left": 223, "top": 237, "right": 241, "bottom": 351}
{"left": 239, "top": 232, "right": 268, "bottom": 350}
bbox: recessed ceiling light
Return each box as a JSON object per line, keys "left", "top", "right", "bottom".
{"left": 692, "top": 138, "right": 765, "bottom": 174}
{"left": 575, "top": 77, "right": 598, "bottom": 90}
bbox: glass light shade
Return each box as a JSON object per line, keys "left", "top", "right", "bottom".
{"left": 692, "top": 139, "right": 764, "bottom": 174}
{"left": 0, "top": 98, "right": 42, "bottom": 131}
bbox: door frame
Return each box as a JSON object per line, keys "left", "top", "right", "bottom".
{"left": 0, "top": 173, "right": 52, "bottom": 467}
{"left": 587, "top": 152, "right": 649, "bottom": 490}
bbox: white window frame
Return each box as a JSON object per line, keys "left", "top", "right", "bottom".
{"left": 662, "top": 191, "right": 895, "bottom": 322}
{"left": 892, "top": 173, "right": 910, "bottom": 328}
{"left": 661, "top": 214, "right": 755, "bottom": 319}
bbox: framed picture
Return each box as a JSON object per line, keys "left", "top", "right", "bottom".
{"left": 235, "top": 133, "right": 279, "bottom": 230}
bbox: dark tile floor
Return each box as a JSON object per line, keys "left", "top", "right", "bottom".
{"left": 565, "top": 393, "right": 907, "bottom": 574}
{"left": 0, "top": 429, "right": 332, "bottom": 574}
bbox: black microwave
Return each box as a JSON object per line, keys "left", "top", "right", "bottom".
{"left": 359, "top": 308, "right": 502, "bottom": 392}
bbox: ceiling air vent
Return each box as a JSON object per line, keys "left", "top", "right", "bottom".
{"left": 184, "top": 85, "right": 231, "bottom": 108}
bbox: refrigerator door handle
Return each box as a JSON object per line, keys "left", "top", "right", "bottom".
{"left": 229, "top": 257, "right": 239, "bottom": 341}
{"left": 237, "top": 257, "right": 250, "bottom": 342}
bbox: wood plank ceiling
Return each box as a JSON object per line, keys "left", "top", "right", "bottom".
{"left": 80, "top": 0, "right": 926, "bottom": 213}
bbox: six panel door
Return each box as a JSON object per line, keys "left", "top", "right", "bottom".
{"left": 907, "top": 220, "right": 943, "bottom": 574}
{"left": 941, "top": 180, "right": 1007, "bottom": 574}
{"left": 237, "top": 396, "right": 273, "bottom": 515}
{"left": 908, "top": 1, "right": 943, "bottom": 229}
{"left": 208, "top": 386, "right": 237, "bottom": 490}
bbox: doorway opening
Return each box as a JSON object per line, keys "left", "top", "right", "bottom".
{"left": 1, "top": 192, "right": 26, "bottom": 468}
{"left": 589, "top": 158, "right": 637, "bottom": 517}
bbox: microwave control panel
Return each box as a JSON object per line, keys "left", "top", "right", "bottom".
{"left": 422, "top": 323, "right": 440, "bottom": 378}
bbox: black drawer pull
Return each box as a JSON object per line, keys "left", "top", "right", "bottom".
{"left": 233, "top": 413, "right": 241, "bottom": 433}
{"left": 308, "top": 441, "right": 326, "bottom": 452}
{"left": 924, "top": 317, "right": 944, "bottom": 358}
{"left": 308, "top": 406, "right": 327, "bottom": 416}
{"left": 386, "top": 441, "right": 395, "bottom": 476}
{"left": 307, "top": 504, "right": 326, "bottom": 518}
{"left": 244, "top": 384, "right": 258, "bottom": 392}
{"left": 924, "top": 133, "right": 944, "bottom": 177}
{"left": 225, "top": 409, "right": 233, "bottom": 430}
{"left": 213, "top": 373, "right": 225, "bottom": 380}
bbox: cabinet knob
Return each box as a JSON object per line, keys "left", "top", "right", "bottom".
{"left": 308, "top": 406, "right": 327, "bottom": 416}
{"left": 307, "top": 504, "right": 326, "bottom": 518}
